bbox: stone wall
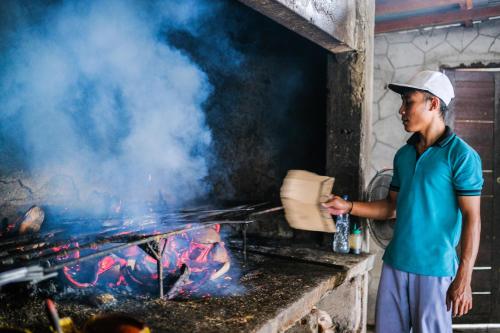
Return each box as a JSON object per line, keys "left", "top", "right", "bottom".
{"left": 367, "top": 18, "right": 500, "bottom": 324}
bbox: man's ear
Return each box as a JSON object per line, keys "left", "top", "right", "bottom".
{"left": 430, "top": 96, "right": 440, "bottom": 112}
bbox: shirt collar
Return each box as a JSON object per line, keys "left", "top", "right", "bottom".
{"left": 406, "top": 126, "right": 455, "bottom": 148}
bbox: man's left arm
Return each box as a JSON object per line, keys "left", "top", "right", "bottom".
{"left": 446, "top": 195, "right": 481, "bottom": 317}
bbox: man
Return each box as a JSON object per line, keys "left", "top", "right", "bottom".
{"left": 323, "top": 70, "right": 483, "bottom": 333}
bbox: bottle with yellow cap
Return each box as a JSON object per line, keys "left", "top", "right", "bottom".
{"left": 349, "top": 224, "right": 362, "bottom": 255}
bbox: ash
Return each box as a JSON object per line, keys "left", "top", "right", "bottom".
{"left": 0, "top": 251, "right": 342, "bottom": 333}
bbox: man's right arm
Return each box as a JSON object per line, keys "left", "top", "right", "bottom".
{"left": 322, "top": 191, "right": 398, "bottom": 220}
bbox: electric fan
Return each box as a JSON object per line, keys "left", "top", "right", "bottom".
{"left": 364, "top": 168, "right": 396, "bottom": 249}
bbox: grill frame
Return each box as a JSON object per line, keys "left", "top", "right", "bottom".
{"left": 0, "top": 203, "right": 282, "bottom": 297}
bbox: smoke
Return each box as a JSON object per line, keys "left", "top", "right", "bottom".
{"left": 0, "top": 0, "right": 222, "bottom": 213}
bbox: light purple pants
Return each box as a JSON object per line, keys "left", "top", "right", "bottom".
{"left": 375, "top": 263, "right": 453, "bottom": 333}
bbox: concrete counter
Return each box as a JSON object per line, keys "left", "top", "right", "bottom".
{"left": 240, "top": 243, "right": 375, "bottom": 333}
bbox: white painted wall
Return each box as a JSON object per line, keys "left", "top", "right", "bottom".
{"left": 367, "top": 18, "right": 500, "bottom": 324}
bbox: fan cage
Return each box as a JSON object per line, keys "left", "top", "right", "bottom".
{"left": 364, "top": 168, "right": 395, "bottom": 249}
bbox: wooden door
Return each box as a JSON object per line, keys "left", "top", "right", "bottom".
{"left": 445, "top": 69, "right": 499, "bottom": 324}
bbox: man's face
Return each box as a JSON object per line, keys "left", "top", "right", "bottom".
{"left": 399, "top": 91, "right": 435, "bottom": 132}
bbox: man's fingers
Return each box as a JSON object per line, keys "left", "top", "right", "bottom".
{"left": 321, "top": 201, "right": 334, "bottom": 208}
{"left": 463, "top": 301, "right": 470, "bottom": 316}
{"left": 459, "top": 301, "right": 467, "bottom": 317}
{"left": 321, "top": 197, "right": 340, "bottom": 207}
{"left": 320, "top": 195, "right": 335, "bottom": 205}
{"left": 453, "top": 298, "right": 460, "bottom": 317}
{"left": 446, "top": 294, "right": 451, "bottom": 312}
{"left": 464, "top": 300, "right": 471, "bottom": 316}
{"left": 327, "top": 208, "right": 344, "bottom": 215}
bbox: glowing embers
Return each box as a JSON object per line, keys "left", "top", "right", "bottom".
{"left": 59, "top": 224, "right": 236, "bottom": 299}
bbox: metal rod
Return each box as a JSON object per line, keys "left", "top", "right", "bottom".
{"left": 45, "top": 299, "right": 63, "bottom": 333}
{"left": 248, "top": 206, "right": 283, "bottom": 217}
{"left": 158, "top": 239, "right": 168, "bottom": 298}
{"left": 158, "top": 253, "right": 164, "bottom": 298}
{"left": 242, "top": 223, "right": 248, "bottom": 264}
{"left": 144, "top": 240, "right": 164, "bottom": 299}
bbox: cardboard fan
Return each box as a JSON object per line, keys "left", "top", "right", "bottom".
{"left": 280, "top": 170, "right": 336, "bottom": 233}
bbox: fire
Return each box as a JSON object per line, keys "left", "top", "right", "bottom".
{"left": 58, "top": 224, "right": 232, "bottom": 298}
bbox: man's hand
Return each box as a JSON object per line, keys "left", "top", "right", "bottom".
{"left": 446, "top": 196, "right": 481, "bottom": 318}
{"left": 321, "top": 196, "right": 351, "bottom": 215}
{"left": 446, "top": 275, "right": 473, "bottom": 317}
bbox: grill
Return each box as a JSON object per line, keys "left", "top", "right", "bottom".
{"left": 0, "top": 203, "right": 282, "bottom": 298}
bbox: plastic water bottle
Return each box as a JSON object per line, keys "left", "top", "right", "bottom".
{"left": 333, "top": 195, "right": 350, "bottom": 254}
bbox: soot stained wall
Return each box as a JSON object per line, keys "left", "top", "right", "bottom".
{"left": 0, "top": 0, "right": 327, "bottom": 217}
{"left": 167, "top": 0, "right": 327, "bottom": 203}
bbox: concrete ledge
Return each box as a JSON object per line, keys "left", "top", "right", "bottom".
{"left": 241, "top": 244, "right": 375, "bottom": 332}
{"left": 256, "top": 269, "right": 346, "bottom": 333}
{"left": 243, "top": 243, "right": 375, "bottom": 280}
{"left": 237, "top": 0, "right": 356, "bottom": 53}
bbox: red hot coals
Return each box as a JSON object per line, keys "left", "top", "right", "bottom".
{"left": 58, "top": 224, "right": 235, "bottom": 299}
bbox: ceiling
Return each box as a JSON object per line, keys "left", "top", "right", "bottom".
{"left": 375, "top": 0, "right": 500, "bottom": 34}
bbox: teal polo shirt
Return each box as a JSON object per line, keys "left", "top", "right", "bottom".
{"left": 383, "top": 127, "right": 483, "bottom": 277}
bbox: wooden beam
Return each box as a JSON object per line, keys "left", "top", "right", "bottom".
{"left": 462, "top": 0, "right": 473, "bottom": 10}
{"left": 461, "top": 0, "right": 473, "bottom": 27}
{"left": 376, "top": 5, "right": 500, "bottom": 34}
{"left": 491, "top": 72, "right": 500, "bottom": 323}
{"left": 376, "top": 0, "right": 465, "bottom": 16}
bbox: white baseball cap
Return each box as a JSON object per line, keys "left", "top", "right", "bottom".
{"left": 388, "top": 70, "right": 455, "bottom": 106}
